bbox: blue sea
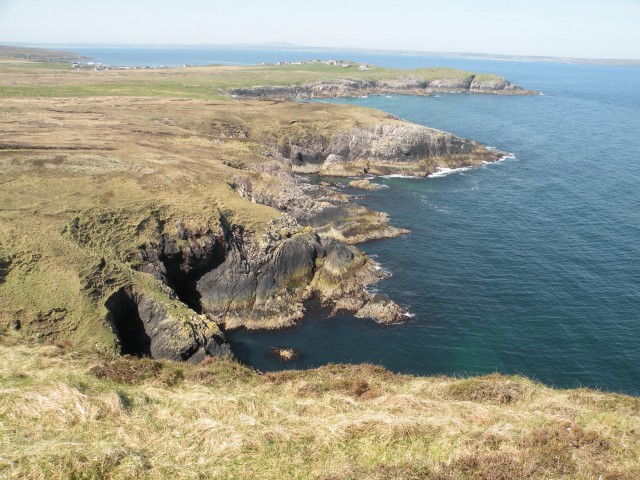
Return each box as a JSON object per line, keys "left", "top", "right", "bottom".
{"left": 71, "top": 47, "right": 640, "bottom": 395}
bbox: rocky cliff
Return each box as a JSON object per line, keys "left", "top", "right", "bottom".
{"left": 251, "top": 120, "right": 504, "bottom": 177}
{"left": 133, "top": 216, "right": 406, "bottom": 332}
{"left": 226, "top": 74, "right": 536, "bottom": 99}
{"left": 0, "top": 95, "right": 507, "bottom": 363}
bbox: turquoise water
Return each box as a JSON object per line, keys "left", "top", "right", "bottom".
{"left": 68, "top": 47, "right": 640, "bottom": 394}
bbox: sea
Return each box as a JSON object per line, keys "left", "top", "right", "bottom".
{"left": 68, "top": 46, "right": 640, "bottom": 395}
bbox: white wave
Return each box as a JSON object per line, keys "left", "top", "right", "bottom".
{"left": 403, "top": 312, "right": 416, "bottom": 318}
{"left": 433, "top": 94, "right": 442, "bottom": 98}
{"left": 429, "top": 166, "right": 471, "bottom": 178}
{"left": 359, "top": 95, "right": 369, "bottom": 98}
{"left": 480, "top": 152, "right": 516, "bottom": 165}
{"left": 385, "top": 95, "right": 393, "bottom": 98}
{"left": 380, "top": 174, "right": 422, "bottom": 179}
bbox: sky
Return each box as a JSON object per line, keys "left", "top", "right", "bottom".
{"left": 0, "top": 0, "right": 639, "bottom": 59}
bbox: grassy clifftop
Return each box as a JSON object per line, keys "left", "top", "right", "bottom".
{"left": 0, "top": 47, "right": 509, "bottom": 99}
{"left": 1, "top": 336, "right": 639, "bottom": 479}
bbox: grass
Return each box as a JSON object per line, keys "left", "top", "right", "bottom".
{"left": 0, "top": 337, "right": 639, "bottom": 479}
{"left": 0, "top": 56, "right": 503, "bottom": 99}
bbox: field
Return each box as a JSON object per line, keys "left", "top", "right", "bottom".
{"left": 0, "top": 53, "right": 500, "bottom": 99}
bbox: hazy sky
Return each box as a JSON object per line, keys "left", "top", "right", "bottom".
{"left": 1, "top": 0, "right": 638, "bottom": 59}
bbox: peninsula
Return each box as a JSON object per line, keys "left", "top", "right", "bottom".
{"left": 1, "top": 47, "right": 638, "bottom": 479}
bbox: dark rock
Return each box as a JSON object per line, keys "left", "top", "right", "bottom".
{"left": 104, "top": 285, "right": 225, "bottom": 361}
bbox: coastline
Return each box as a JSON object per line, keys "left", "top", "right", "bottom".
{"left": 2, "top": 47, "right": 640, "bottom": 479}
{"left": 0, "top": 47, "right": 518, "bottom": 363}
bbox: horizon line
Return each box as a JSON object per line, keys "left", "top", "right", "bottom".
{"left": 2, "top": 41, "right": 639, "bottom": 65}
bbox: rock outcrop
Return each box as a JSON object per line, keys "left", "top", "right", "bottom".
{"left": 348, "top": 179, "right": 383, "bottom": 190}
{"left": 261, "top": 122, "right": 504, "bottom": 177}
{"left": 226, "top": 74, "right": 536, "bottom": 99}
{"left": 231, "top": 175, "right": 408, "bottom": 245}
{"left": 104, "top": 284, "right": 231, "bottom": 362}
{"left": 134, "top": 217, "right": 406, "bottom": 332}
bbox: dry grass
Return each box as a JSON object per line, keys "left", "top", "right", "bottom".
{"left": 1, "top": 337, "right": 639, "bottom": 479}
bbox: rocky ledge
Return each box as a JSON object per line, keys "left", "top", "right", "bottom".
{"left": 226, "top": 75, "right": 537, "bottom": 100}
{"left": 255, "top": 120, "right": 504, "bottom": 178}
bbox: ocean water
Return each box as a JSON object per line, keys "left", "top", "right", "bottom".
{"left": 68, "top": 47, "right": 640, "bottom": 394}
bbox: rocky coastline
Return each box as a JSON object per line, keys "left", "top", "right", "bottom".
{"left": 226, "top": 75, "right": 537, "bottom": 100}
{"left": 1, "top": 80, "right": 510, "bottom": 364}
{"left": 117, "top": 107, "right": 506, "bottom": 361}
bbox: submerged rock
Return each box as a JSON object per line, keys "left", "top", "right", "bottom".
{"left": 348, "top": 179, "right": 383, "bottom": 191}
{"left": 268, "top": 347, "right": 301, "bottom": 362}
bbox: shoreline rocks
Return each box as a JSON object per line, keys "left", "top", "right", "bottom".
{"left": 226, "top": 75, "right": 537, "bottom": 100}
{"left": 348, "top": 179, "right": 383, "bottom": 190}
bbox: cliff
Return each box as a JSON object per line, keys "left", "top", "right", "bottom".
{"left": 226, "top": 74, "right": 536, "bottom": 99}
{"left": 0, "top": 94, "right": 507, "bottom": 361}
{"left": 0, "top": 53, "right": 519, "bottom": 366}
{"left": 251, "top": 120, "right": 502, "bottom": 177}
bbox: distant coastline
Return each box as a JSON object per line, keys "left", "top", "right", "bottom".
{"left": 2, "top": 41, "right": 640, "bottom": 67}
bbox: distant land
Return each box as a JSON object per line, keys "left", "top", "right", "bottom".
{"left": 2, "top": 41, "right": 640, "bottom": 67}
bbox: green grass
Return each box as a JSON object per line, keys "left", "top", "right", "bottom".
{"left": 0, "top": 57, "right": 503, "bottom": 99}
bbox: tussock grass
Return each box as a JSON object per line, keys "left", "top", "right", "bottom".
{"left": 1, "top": 337, "right": 639, "bottom": 479}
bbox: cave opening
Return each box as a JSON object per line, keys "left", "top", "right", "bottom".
{"left": 154, "top": 237, "right": 229, "bottom": 315}
{"left": 105, "top": 287, "right": 151, "bottom": 356}
{"left": 160, "top": 257, "right": 205, "bottom": 314}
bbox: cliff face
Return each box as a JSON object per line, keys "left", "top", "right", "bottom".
{"left": 0, "top": 96, "right": 505, "bottom": 362}
{"left": 226, "top": 74, "right": 536, "bottom": 99}
{"left": 104, "top": 284, "right": 230, "bottom": 362}
{"left": 256, "top": 122, "right": 503, "bottom": 177}
{"left": 134, "top": 217, "right": 406, "bottom": 332}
